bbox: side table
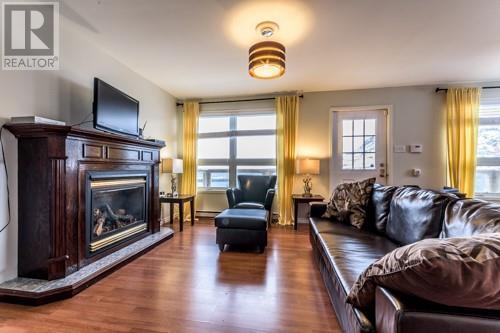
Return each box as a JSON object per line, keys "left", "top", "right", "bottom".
{"left": 292, "top": 194, "right": 325, "bottom": 230}
{"left": 160, "top": 195, "right": 195, "bottom": 232}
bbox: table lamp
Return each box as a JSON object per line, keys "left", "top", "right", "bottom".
{"left": 296, "top": 158, "right": 320, "bottom": 197}
{"left": 161, "top": 158, "right": 183, "bottom": 197}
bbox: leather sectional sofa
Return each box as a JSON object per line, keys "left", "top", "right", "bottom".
{"left": 309, "top": 185, "right": 500, "bottom": 333}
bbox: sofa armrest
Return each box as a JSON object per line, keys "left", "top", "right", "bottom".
{"left": 375, "top": 286, "right": 500, "bottom": 333}
{"left": 264, "top": 188, "right": 275, "bottom": 211}
{"left": 309, "top": 202, "right": 327, "bottom": 218}
{"left": 226, "top": 188, "right": 243, "bottom": 208}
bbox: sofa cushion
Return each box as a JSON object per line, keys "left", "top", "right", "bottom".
{"left": 386, "top": 187, "right": 456, "bottom": 245}
{"left": 310, "top": 218, "right": 398, "bottom": 293}
{"left": 323, "top": 178, "right": 376, "bottom": 229}
{"left": 234, "top": 202, "right": 265, "bottom": 210}
{"left": 441, "top": 199, "right": 500, "bottom": 238}
{"left": 366, "top": 184, "right": 398, "bottom": 234}
{"left": 347, "top": 233, "right": 500, "bottom": 310}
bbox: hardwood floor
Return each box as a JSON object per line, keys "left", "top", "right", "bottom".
{"left": 0, "top": 220, "right": 341, "bottom": 333}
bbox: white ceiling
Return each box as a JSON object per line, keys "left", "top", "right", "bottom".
{"left": 63, "top": 0, "right": 500, "bottom": 99}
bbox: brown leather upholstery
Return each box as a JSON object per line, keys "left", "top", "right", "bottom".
{"left": 376, "top": 287, "right": 500, "bottom": 333}
{"left": 309, "top": 186, "right": 500, "bottom": 333}
{"left": 386, "top": 187, "right": 456, "bottom": 245}
{"left": 311, "top": 219, "right": 398, "bottom": 292}
{"left": 366, "top": 184, "right": 398, "bottom": 234}
{"left": 440, "top": 199, "right": 500, "bottom": 238}
{"left": 310, "top": 219, "right": 375, "bottom": 333}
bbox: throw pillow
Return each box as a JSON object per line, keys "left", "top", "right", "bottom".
{"left": 347, "top": 233, "right": 500, "bottom": 310}
{"left": 323, "top": 177, "right": 376, "bottom": 229}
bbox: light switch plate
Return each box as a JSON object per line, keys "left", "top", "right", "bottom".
{"left": 394, "top": 145, "right": 406, "bottom": 153}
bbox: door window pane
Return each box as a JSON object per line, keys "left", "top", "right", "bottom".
{"left": 198, "top": 116, "right": 230, "bottom": 134}
{"left": 343, "top": 154, "right": 353, "bottom": 169}
{"left": 197, "top": 166, "right": 229, "bottom": 188}
{"left": 364, "top": 153, "right": 376, "bottom": 169}
{"left": 365, "top": 136, "right": 376, "bottom": 152}
{"left": 342, "top": 137, "right": 353, "bottom": 153}
{"left": 343, "top": 120, "right": 353, "bottom": 136}
{"left": 198, "top": 138, "right": 229, "bottom": 159}
{"left": 353, "top": 137, "right": 364, "bottom": 152}
{"left": 237, "top": 135, "right": 276, "bottom": 159}
{"left": 353, "top": 119, "right": 364, "bottom": 135}
{"left": 365, "top": 119, "right": 376, "bottom": 135}
{"left": 353, "top": 153, "right": 364, "bottom": 169}
{"left": 237, "top": 114, "right": 276, "bottom": 130}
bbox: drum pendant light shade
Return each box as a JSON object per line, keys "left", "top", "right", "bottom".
{"left": 248, "top": 41, "right": 286, "bottom": 79}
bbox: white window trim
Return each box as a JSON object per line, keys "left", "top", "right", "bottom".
{"left": 197, "top": 112, "right": 276, "bottom": 191}
{"left": 475, "top": 100, "right": 500, "bottom": 198}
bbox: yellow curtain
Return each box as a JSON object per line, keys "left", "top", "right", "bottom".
{"left": 276, "top": 96, "right": 299, "bottom": 225}
{"left": 446, "top": 88, "right": 481, "bottom": 197}
{"left": 180, "top": 101, "right": 199, "bottom": 220}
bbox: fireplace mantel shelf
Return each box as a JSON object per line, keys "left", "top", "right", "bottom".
{"left": 5, "top": 123, "right": 165, "bottom": 149}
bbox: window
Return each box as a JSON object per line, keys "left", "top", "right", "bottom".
{"left": 475, "top": 104, "right": 500, "bottom": 196}
{"left": 341, "top": 118, "right": 376, "bottom": 170}
{"left": 197, "top": 113, "right": 276, "bottom": 189}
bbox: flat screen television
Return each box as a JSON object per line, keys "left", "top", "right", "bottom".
{"left": 93, "top": 78, "right": 139, "bottom": 137}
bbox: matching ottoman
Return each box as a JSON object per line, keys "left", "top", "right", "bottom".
{"left": 214, "top": 209, "right": 268, "bottom": 253}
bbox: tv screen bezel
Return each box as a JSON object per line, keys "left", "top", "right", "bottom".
{"left": 93, "top": 78, "right": 140, "bottom": 137}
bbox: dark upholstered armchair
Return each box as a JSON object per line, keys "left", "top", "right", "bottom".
{"left": 226, "top": 175, "right": 277, "bottom": 218}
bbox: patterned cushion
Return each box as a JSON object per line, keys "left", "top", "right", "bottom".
{"left": 347, "top": 233, "right": 500, "bottom": 310}
{"left": 323, "top": 178, "right": 376, "bottom": 229}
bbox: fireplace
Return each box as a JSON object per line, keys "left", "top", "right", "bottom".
{"left": 6, "top": 124, "right": 164, "bottom": 282}
{"left": 86, "top": 171, "right": 149, "bottom": 257}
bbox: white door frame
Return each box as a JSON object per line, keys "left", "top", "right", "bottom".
{"left": 328, "top": 105, "right": 394, "bottom": 194}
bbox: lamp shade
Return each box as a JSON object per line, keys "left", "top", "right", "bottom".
{"left": 296, "top": 159, "right": 320, "bottom": 175}
{"left": 248, "top": 41, "right": 286, "bottom": 79}
{"left": 161, "top": 158, "right": 183, "bottom": 174}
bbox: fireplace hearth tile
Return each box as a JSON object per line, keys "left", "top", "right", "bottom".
{"left": 0, "top": 227, "right": 174, "bottom": 295}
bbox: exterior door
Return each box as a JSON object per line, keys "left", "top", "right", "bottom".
{"left": 331, "top": 109, "right": 388, "bottom": 189}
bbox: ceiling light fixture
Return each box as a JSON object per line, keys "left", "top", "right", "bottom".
{"left": 248, "top": 21, "right": 286, "bottom": 80}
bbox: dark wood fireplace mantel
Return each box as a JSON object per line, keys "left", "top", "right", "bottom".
{"left": 5, "top": 124, "right": 165, "bottom": 281}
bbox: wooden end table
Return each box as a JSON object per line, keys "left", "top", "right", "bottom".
{"left": 292, "top": 194, "right": 325, "bottom": 230}
{"left": 160, "top": 194, "right": 195, "bottom": 232}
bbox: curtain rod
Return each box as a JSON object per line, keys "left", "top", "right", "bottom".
{"left": 176, "top": 94, "right": 304, "bottom": 107}
{"left": 435, "top": 86, "right": 500, "bottom": 93}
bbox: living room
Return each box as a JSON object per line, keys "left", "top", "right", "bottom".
{"left": 0, "top": 1, "right": 498, "bottom": 332}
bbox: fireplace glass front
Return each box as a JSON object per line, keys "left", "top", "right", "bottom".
{"left": 87, "top": 176, "right": 148, "bottom": 255}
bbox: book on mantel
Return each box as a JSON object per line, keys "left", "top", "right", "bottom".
{"left": 9, "top": 116, "right": 66, "bottom": 126}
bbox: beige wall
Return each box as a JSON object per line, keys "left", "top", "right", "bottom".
{"left": 0, "top": 18, "right": 178, "bottom": 283}
{"left": 191, "top": 85, "right": 448, "bottom": 213}
{"left": 297, "top": 86, "right": 448, "bottom": 199}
